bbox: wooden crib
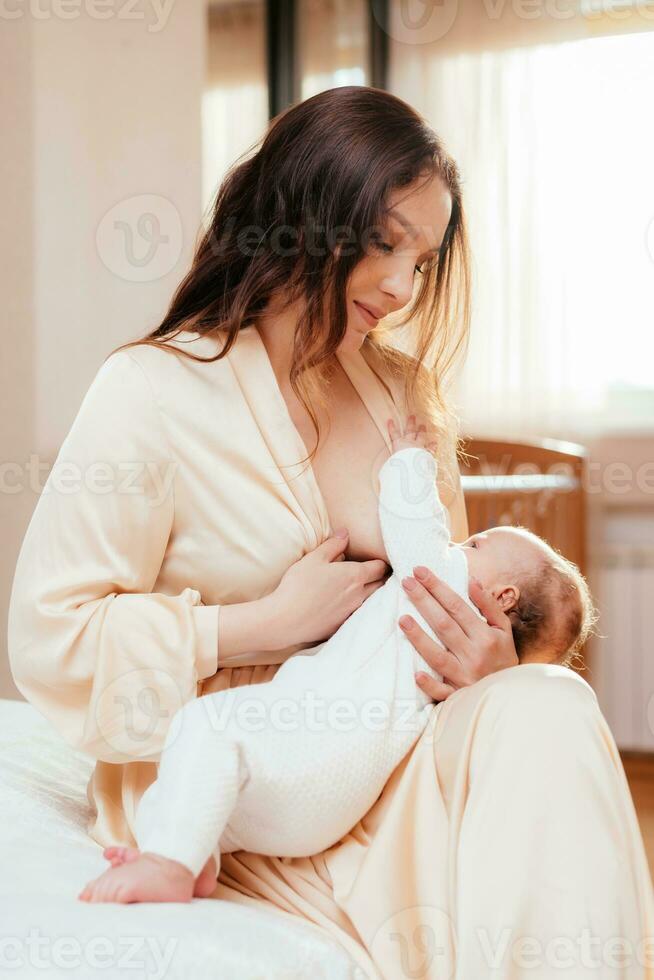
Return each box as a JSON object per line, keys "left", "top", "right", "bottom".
{"left": 459, "top": 437, "right": 587, "bottom": 573}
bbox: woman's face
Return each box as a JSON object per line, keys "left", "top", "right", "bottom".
{"left": 337, "top": 174, "right": 453, "bottom": 353}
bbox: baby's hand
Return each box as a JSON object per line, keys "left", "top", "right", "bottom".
{"left": 387, "top": 415, "right": 431, "bottom": 454}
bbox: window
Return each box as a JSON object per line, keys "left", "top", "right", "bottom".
{"left": 395, "top": 30, "right": 654, "bottom": 439}
{"left": 203, "top": 2, "right": 268, "bottom": 217}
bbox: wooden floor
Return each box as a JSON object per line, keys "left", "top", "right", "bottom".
{"left": 623, "top": 753, "right": 654, "bottom": 876}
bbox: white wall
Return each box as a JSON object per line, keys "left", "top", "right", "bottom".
{"left": 1, "top": 0, "right": 206, "bottom": 699}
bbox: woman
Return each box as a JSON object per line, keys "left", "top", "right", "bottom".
{"left": 8, "top": 86, "right": 653, "bottom": 978}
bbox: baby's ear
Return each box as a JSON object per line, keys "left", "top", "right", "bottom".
{"left": 497, "top": 585, "right": 520, "bottom": 613}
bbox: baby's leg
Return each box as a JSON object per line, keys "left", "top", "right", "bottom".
{"left": 79, "top": 691, "right": 248, "bottom": 903}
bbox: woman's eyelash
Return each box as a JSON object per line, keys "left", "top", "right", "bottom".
{"left": 372, "top": 238, "right": 426, "bottom": 274}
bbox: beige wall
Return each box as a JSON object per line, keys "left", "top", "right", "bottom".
{"left": 1, "top": 16, "right": 35, "bottom": 700}
{"left": 1, "top": 1, "right": 206, "bottom": 699}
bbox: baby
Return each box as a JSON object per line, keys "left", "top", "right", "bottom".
{"left": 79, "top": 416, "right": 595, "bottom": 904}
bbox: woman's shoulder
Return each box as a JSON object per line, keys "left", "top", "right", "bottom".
{"left": 66, "top": 330, "right": 238, "bottom": 462}
{"left": 102, "top": 329, "right": 234, "bottom": 393}
{"left": 108, "top": 328, "right": 225, "bottom": 367}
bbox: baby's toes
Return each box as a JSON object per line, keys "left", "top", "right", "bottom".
{"left": 103, "top": 845, "right": 141, "bottom": 867}
{"left": 77, "top": 884, "right": 91, "bottom": 902}
{"left": 103, "top": 847, "right": 124, "bottom": 867}
{"left": 78, "top": 877, "right": 101, "bottom": 902}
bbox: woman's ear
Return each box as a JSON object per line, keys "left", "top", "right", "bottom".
{"left": 496, "top": 585, "right": 520, "bottom": 613}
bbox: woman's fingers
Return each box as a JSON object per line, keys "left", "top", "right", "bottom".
{"left": 399, "top": 615, "right": 467, "bottom": 687}
{"left": 362, "top": 558, "right": 391, "bottom": 582}
{"left": 400, "top": 569, "right": 521, "bottom": 691}
{"left": 401, "top": 575, "right": 470, "bottom": 651}
{"left": 415, "top": 671, "right": 457, "bottom": 702}
{"left": 409, "top": 566, "right": 482, "bottom": 640}
{"left": 468, "top": 577, "right": 512, "bottom": 632}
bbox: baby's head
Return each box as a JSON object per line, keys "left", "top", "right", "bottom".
{"left": 460, "top": 526, "right": 597, "bottom": 668}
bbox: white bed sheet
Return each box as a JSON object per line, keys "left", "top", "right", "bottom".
{"left": 0, "top": 698, "right": 366, "bottom": 979}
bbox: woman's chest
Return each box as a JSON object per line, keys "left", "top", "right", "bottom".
{"left": 283, "top": 364, "right": 391, "bottom": 564}
{"left": 159, "top": 340, "right": 397, "bottom": 614}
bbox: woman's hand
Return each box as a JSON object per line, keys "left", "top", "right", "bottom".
{"left": 264, "top": 531, "right": 390, "bottom": 649}
{"left": 399, "top": 566, "right": 519, "bottom": 701}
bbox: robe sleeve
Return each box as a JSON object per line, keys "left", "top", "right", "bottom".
{"left": 7, "top": 350, "right": 220, "bottom": 765}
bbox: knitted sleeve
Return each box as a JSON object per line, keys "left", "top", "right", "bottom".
{"left": 377, "top": 447, "right": 454, "bottom": 584}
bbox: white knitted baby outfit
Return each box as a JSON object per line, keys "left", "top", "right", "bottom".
{"left": 134, "top": 446, "right": 482, "bottom": 877}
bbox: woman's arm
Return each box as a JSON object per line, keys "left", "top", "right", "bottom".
{"left": 7, "top": 351, "right": 272, "bottom": 763}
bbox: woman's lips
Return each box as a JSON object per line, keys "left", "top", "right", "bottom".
{"left": 354, "top": 301, "right": 380, "bottom": 327}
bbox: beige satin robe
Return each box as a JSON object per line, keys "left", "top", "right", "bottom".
{"left": 8, "top": 327, "right": 654, "bottom": 979}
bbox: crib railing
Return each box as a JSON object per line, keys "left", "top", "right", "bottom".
{"left": 459, "top": 437, "right": 587, "bottom": 575}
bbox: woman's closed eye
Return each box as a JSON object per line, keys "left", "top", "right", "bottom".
{"left": 371, "top": 236, "right": 429, "bottom": 275}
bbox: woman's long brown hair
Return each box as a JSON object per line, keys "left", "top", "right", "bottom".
{"left": 109, "top": 85, "right": 471, "bottom": 485}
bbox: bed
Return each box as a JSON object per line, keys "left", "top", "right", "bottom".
{"left": 0, "top": 697, "right": 365, "bottom": 979}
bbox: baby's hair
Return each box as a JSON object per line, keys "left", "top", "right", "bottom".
{"left": 506, "top": 528, "right": 599, "bottom": 671}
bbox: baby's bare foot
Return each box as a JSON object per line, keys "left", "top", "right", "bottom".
{"left": 90, "top": 848, "right": 218, "bottom": 900}
{"left": 78, "top": 852, "right": 195, "bottom": 904}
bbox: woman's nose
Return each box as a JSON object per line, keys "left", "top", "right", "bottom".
{"left": 379, "top": 267, "right": 415, "bottom": 311}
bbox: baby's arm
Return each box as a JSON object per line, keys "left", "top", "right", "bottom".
{"left": 378, "top": 444, "right": 452, "bottom": 584}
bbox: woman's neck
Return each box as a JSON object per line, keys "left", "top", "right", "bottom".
{"left": 254, "top": 298, "right": 302, "bottom": 387}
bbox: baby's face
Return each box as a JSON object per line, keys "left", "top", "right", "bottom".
{"left": 459, "top": 526, "right": 544, "bottom": 596}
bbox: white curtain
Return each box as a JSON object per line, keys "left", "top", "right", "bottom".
{"left": 394, "top": 31, "right": 654, "bottom": 441}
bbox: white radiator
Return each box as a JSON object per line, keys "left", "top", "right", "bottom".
{"left": 591, "top": 514, "right": 654, "bottom": 752}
